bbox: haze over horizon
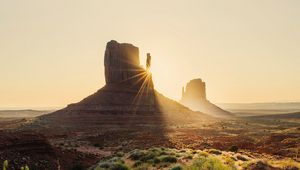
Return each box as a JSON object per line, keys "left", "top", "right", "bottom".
{"left": 1, "top": 0, "right": 300, "bottom": 108}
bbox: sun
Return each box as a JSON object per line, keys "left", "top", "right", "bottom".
{"left": 146, "top": 67, "right": 152, "bottom": 74}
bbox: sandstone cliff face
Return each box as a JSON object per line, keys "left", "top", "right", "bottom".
{"left": 180, "top": 79, "right": 232, "bottom": 118}
{"left": 104, "top": 40, "right": 142, "bottom": 85}
{"left": 182, "top": 79, "right": 206, "bottom": 102}
{"left": 104, "top": 40, "right": 153, "bottom": 90}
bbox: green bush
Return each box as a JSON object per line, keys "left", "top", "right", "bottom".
{"left": 115, "top": 151, "right": 125, "bottom": 157}
{"left": 129, "top": 149, "right": 146, "bottom": 160}
{"left": 208, "top": 149, "right": 222, "bottom": 155}
{"left": 96, "top": 156, "right": 127, "bottom": 170}
{"left": 25, "top": 165, "right": 30, "bottom": 170}
{"left": 159, "top": 155, "right": 177, "bottom": 163}
{"left": 171, "top": 165, "right": 183, "bottom": 170}
{"left": 153, "top": 157, "right": 160, "bottom": 164}
{"left": 228, "top": 145, "right": 238, "bottom": 152}
{"left": 133, "top": 160, "right": 142, "bottom": 167}
{"left": 184, "top": 155, "right": 193, "bottom": 159}
{"left": 98, "top": 162, "right": 112, "bottom": 169}
{"left": 187, "top": 156, "right": 233, "bottom": 170}
{"left": 140, "top": 152, "right": 156, "bottom": 162}
{"left": 3, "top": 160, "right": 8, "bottom": 170}
{"left": 110, "top": 163, "right": 129, "bottom": 170}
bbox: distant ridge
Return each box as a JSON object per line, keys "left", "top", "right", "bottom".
{"left": 250, "top": 111, "right": 300, "bottom": 119}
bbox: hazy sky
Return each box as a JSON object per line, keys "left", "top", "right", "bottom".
{"left": 1, "top": 0, "right": 300, "bottom": 108}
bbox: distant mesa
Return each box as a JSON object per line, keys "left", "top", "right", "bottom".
{"left": 180, "top": 79, "right": 233, "bottom": 118}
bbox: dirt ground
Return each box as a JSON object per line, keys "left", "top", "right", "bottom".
{"left": 0, "top": 112, "right": 299, "bottom": 169}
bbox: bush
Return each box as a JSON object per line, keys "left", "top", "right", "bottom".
{"left": 115, "top": 151, "right": 125, "bottom": 157}
{"left": 129, "top": 149, "right": 146, "bottom": 160}
{"left": 153, "top": 157, "right": 160, "bottom": 164}
{"left": 159, "top": 155, "right": 177, "bottom": 163}
{"left": 208, "top": 149, "right": 222, "bottom": 155}
{"left": 184, "top": 154, "right": 193, "bottom": 159}
{"left": 96, "top": 156, "right": 127, "bottom": 170}
{"left": 188, "top": 156, "right": 233, "bottom": 170}
{"left": 198, "top": 151, "right": 209, "bottom": 157}
{"left": 236, "top": 155, "right": 248, "bottom": 161}
{"left": 140, "top": 152, "right": 156, "bottom": 162}
{"left": 98, "top": 162, "right": 113, "bottom": 169}
{"left": 171, "top": 165, "right": 183, "bottom": 170}
{"left": 110, "top": 163, "right": 129, "bottom": 170}
{"left": 134, "top": 164, "right": 150, "bottom": 170}
{"left": 20, "top": 165, "right": 30, "bottom": 170}
{"left": 3, "top": 160, "right": 8, "bottom": 170}
{"left": 245, "top": 161, "right": 276, "bottom": 170}
{"left": 228, "top": 145, "right": 238, "bottom": 152}
{"left": 133, "top": 160, "right": 142, "bottom": 167}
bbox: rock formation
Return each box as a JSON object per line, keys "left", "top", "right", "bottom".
{"left": 31, "top": 40, "right": 212, "bottom": 131}
{"left": 65, "top": 40, "right": 155, "bottom": 113}
{"left": 34, "top": 40, "right": 205, "bottom": 125}
{"left": 180, "top": 79, "right": 232, "bottom": 118}
{"left": 104, "top": 40, "right": 141, "bottom": 85}
{"left": 104, "top": 40, "right": 154, "bottom": 90}
{"left": 182, "top": 79, "right": 207, "bottom": 102}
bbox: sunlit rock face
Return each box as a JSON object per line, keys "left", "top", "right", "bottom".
{"left": 105, "top": 40, "right": 141, "bottom": 84}
{"left": 104, "top": 40, "right": 153, "bottom": 89}
{"left": 182, "top": 79, "right": 207, "bottom": 102}
{"left": 180, "top": 79, "right": 233, "bottom": 118}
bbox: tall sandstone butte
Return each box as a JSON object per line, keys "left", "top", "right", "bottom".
{"left": 182, "top": 79, "right": 207, "bottom": 102}
{"left": 64, "top": 40, "right": 155, "bottom": 112}
{"left": 30, "top": 40, "right": 209, "bottom": 130}
{"left": 180, "top": 79, "right": 232, "bottom": 118}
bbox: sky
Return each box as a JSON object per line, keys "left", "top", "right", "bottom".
{"left": 0, "top": 0, "right": 300, "bottom": 109}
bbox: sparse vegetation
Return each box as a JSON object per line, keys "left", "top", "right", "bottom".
{"left": 187, "top": 156, "right": 233, "bottom": 170}
{"left": 158, "top": 155, "right": 177, "bottom": 163}
{"left": 208, "top": 149, "right": 222, "bottom": 155}
{"left": 171, "top": 165, "right": 183, "bottom": 170}
{"left": 93, "top": 156, "right": 128, "bottom": 170}
{"left": 20, "top": 165, "right": 30, "bottom": 170}
{"left": 228, "top": 145, "right": 239, "bottom": 152}
{"left": 2, "top": 160, "right": 30, "bottom": 170}
{"left": 90, "top": 147, "right": 300, "bottom": 170}
{"left": 3, "top": 160, "right": 8, "bottom": 170}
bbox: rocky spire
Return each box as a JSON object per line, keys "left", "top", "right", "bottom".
{"left": 146, "top": 53, "right": 151, "bottom": 70}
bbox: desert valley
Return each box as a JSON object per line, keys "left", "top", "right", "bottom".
{"left": 0, "top": 41, "right": 299, "bottom": 170}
